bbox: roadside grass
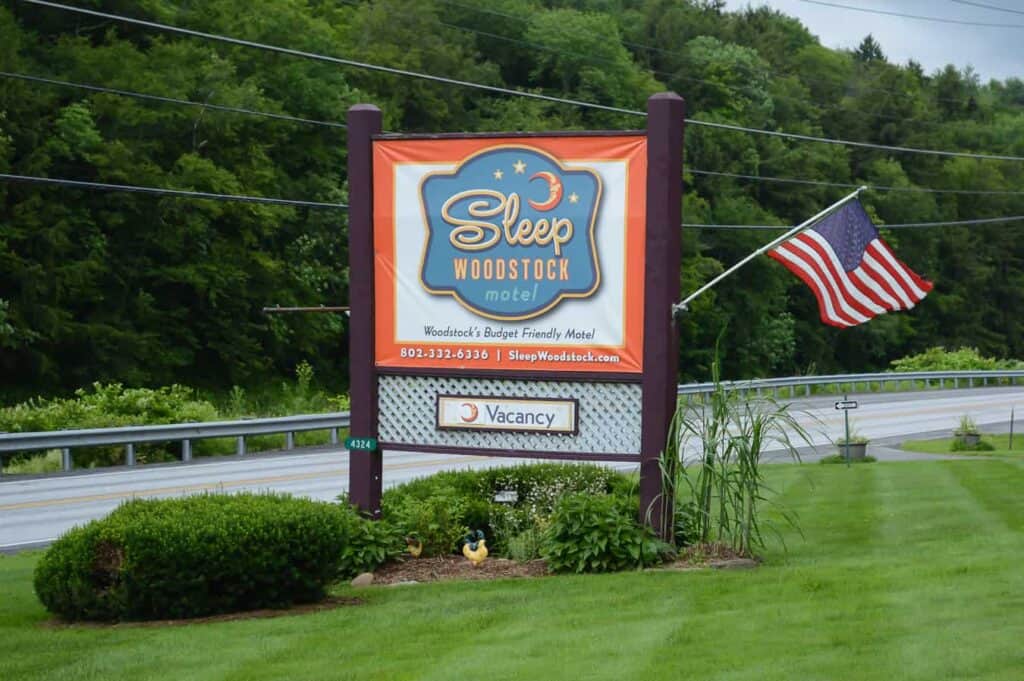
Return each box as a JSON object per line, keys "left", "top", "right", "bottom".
{"left": 2, "top": 460, "right": 1024, "bottom": 681}
{"left": 903, "top": 433, "right": 1024, "bottom": 457}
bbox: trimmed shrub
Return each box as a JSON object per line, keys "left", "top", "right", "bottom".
{"left": 34, "top": 493, "right": 351, "bottom": 621}
{"left": 543, "top": 493, "right": 672, "bottom": 573}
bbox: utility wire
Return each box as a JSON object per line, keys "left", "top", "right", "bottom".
{"left": 5, "top": 172, "right": 1019, "bottom": 230}
{"left": 0, "top": 173, "right": 347, "bottom": 209}
{"left": 799, "top": 0, "right": 1024, "bottom": 27}
{"left": 22, "top": 1, "right": 1024, "bottom": 162}
{"left": 684, "top": 215, "right": 1024, "bottom": 230}
{"left": 951, "top": 0, "right": 1024, "bottom": 17}
{"left": 20, "top": 0, "right": 641, "bottom": 118}
{"left": 25, "top": 0, "right": 1024, "bottom": 163}
{"left": 7, "top": 82, "right": 1011, "bottom": 197}
{"left": 431, "top": 16, "right": 938, "bottom": 129}
{"left": 688, "top": 168, "right": 1024, "bottom": 196}
{"left": 435, "top": 0, "right": 977, "bottom": 107}
{"left": 0, "top": 71, "right": 347, "bottom": 129}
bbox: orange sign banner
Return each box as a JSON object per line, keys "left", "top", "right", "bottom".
{"left": 373, "top": 134, "right": 647, "bottom": 373}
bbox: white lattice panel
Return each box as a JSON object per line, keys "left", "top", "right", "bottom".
{"left": 378, "top": 375, "right": 641, "bottom": 455}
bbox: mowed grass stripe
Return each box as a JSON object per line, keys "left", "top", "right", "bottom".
{"left": 3, "top": 461, "right": 1024, "bottom": 680}
{"left": 632, "top": 465, "right": 886, "bottom": 680}
{"left": 870, "top": 461, "right": 1024, "bottom": 681}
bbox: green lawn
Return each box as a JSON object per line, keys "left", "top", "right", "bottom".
{"left": 3, "top": 460, "right": 1024, "bottom": 680}
{"left": 903, "top": 433, "right": 1024, "bottom": 457}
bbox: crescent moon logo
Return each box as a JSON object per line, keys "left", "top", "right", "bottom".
{"left": 460, "top": 402, "right": 479, "bottom": 423}
{"left": 527, "top": 171, "right": 564, "bottom": 211}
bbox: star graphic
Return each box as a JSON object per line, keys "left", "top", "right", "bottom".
{"left": 513, "top": 160, "right": 527, "bottom": 174}
{"left": 493, "top": 169, "right": 504, "bottom": 180}
{"left": 569, "top": 192, "right": 579, "bottom": 204}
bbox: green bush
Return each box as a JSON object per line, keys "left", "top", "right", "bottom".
{"left": 34, "top": 493, "right": 350, "bottom": 621}
{"left": 543, "top": 493, "right": 672, "bottom": 573}
{"left": 889, "top": 347, "right": 1024, "bottom": 372}
{"left": 380, "top": 464, "right": 629, "bottom": 557}
{"left": 951, "top": 439, "right": 995, "bottom": 452}
{"left": 1, "top": 383, "right": 222, "bottom": 467}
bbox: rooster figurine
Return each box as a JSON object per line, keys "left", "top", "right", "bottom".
{"left": 461, "top": 530, "right": 488, "bottom": 567}
{"left": 405, "top": 535, "right": 423, "bottom": 558}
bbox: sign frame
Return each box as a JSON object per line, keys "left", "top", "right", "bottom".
{"left": 346, "top": 94, "right": 685, "bottom": 538}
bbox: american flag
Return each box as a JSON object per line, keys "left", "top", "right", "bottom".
{"left": 768, "top": 199, "right": 933, "bottom": 328}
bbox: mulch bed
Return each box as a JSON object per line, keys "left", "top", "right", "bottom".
{"left": 372, "top": 556, "right": 550, "bottom": 584}
{"left": 42, "top": 595, "right": 363, "bottom": 629}
{"left": 370, "top": 543, "right": 757, "bottom": 585}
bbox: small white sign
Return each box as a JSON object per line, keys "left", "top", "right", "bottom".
{"left": 835, "top": 400, "right": 858, "bottom": 410}
{"left": 437, "top": 395, "right": 578, "bottom": 434}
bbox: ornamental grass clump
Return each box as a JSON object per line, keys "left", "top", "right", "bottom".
{"left": 663, "top": 349, "right": 815, "bottom": 556}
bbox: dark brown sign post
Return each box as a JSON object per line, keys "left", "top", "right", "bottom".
{"left": 346, "top": 94, "right": 684, "bottom": 538}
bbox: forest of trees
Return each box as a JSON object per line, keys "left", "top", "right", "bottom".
{"left": 2, "top": 0, "right": 1024, "bottom": 403}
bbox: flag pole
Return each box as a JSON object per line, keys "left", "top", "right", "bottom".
{"left": 674, "top": 185, "right": 867, "bottom": 315}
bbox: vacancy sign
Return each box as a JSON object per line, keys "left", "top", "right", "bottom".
{"left": 373, "top": 135, "right": 647, "bottom": 373}
{"left": 436, "top": 395, "right": 578, "bottom": 435}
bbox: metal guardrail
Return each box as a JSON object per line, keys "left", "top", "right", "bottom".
{"left": 677, "top": 369, "right": 1024, "bottom": 397}
{"left": 0, "top": 412, "right": 350, "bottom": 475}
{"left": 2, "top": 369, "right": 1022, "bottom": 477}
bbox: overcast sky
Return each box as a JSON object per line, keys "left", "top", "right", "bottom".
{"left": 723, "top": 0, "right": 1024, "bottom": 82}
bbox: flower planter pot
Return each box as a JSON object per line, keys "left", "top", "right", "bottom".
{"left": 836, "top": 443, "right": 867, "bottom": 461}
{"left": 957, "top": 433, "right": 981, "bottom": 447}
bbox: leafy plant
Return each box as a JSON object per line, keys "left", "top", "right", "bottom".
{"left": 337, "top": 507, "right": 404, "bottom": 579}
{"left": 543, "top": 493, "right": 672, "bottom": 573}
{"left": 506, "top": 526, "right": 546, "bottom": 563}
{"left": 387, "top": 493, "right": 469, "bottom": 557}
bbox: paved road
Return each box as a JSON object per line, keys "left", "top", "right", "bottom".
{"left": 3, "top": 386, "right": 1021, "bottom": 551}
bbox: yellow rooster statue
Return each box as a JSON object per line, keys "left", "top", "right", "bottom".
{"left": 462, "top": 530, "right": 488, "bottom": 567}
{"left": 406, "top": 536, "right": 423, "bottom": 558}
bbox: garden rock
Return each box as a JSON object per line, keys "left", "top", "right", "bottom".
{"left": 351, "top": 572, "right": 375, "bottom": 587}
{"left": 709, "top": 558, "right": 758, "bottom": 570}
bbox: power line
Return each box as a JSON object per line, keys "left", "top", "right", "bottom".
{"left": 688, "top": 168, "right": 1024, "bottom": 196}
{"left": 24, "top": 0, "right": 1024, "bottom": 163}
{"left": 684, "top": 215, "right": 1024, "bottom": 230}
{"left": 435, "top": 0, "right": 977, "bottom": 108}
{"left": 431, "top": 15, "right": 940, "bottom": 130}
{"left": 20, "top": 0, "right": 641, "bottom": 118}
{"left": 951, "top": 0, "right": 1024, "bottom": 16}
{"left": 0, "top": 71, "right": 347, "bottom": 129}
{"left": 799, "top": 0, "right": 1024, "bottom": 28}
{"left": 2, "top": 169, "right": 1019, "bottom": 229}
{"left": 0, "top": 173, "right": 347, "bottom": 209}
